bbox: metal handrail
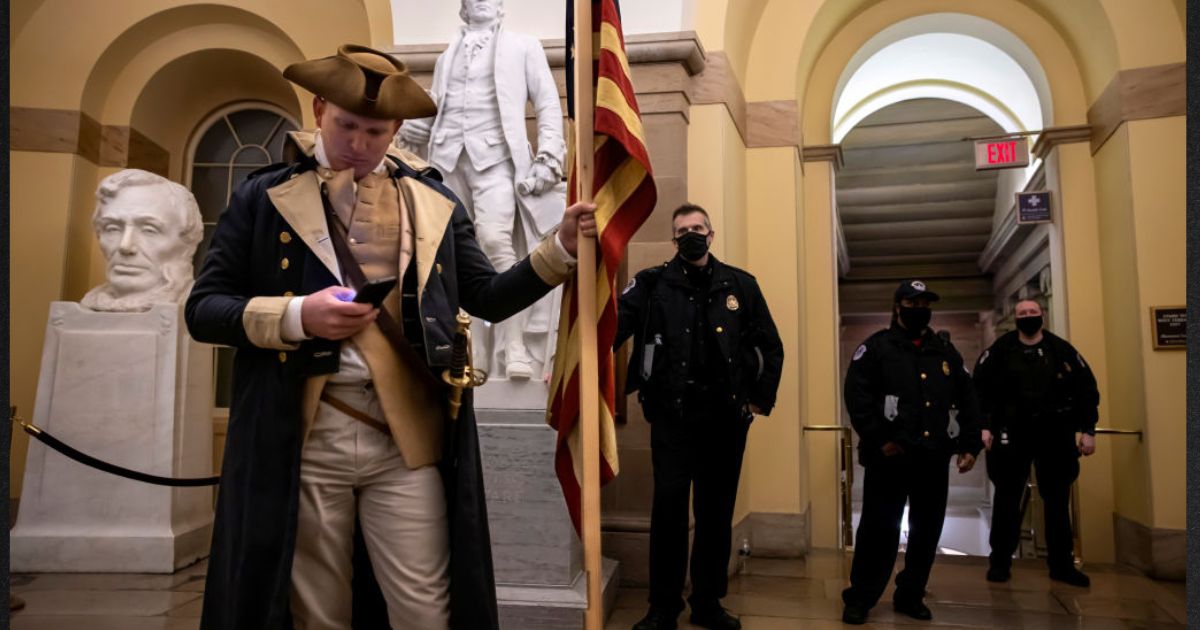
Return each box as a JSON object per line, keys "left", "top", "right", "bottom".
{"left": 1069, "top": 426, "right": 1144, "bottom": 564}
{"left": 803, "top": 425, "right": 854, "bottom": 548}
{"left": 1093, "top": 427, "right": 1143, "bottom": 440}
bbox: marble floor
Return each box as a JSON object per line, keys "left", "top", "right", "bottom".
{"left": 9, "top": 551, "right": 1188, "bottom": 629}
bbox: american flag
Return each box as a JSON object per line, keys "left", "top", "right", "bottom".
{"left": 547, "top": 0, "right": 657, "bottom": 534}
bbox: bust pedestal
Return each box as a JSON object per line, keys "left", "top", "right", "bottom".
{"left": 11, "top": 302, "right": 214, "bottom": 573}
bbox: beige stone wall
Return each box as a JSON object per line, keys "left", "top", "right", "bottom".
{"left": 9, "top": 1, "right": 384, "bottom": 498}
{"left": 9, "top": 2, "right": 1187, "bottom": 579}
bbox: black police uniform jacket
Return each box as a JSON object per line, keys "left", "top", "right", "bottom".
{"left": 972, "top": 330, "right": 1100, "bottom": 437}
{"left": 186, "top": 149, "right": 561, "bottom": 629}
{"left": 615, "top": 255, "right": 784, "bottom": 418}
{"left": 844, "top": 324, "right": 983, "bottom": 464}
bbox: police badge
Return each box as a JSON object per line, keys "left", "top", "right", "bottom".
{"left": 726, "top": 295, "right": 740, "bottom": 311}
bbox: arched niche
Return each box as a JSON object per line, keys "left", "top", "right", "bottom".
{"left": 80, "top": 5, "right": 307, "bottom": 125}
{"left": 129, "top": 48, "right": 303, "bottom": 181}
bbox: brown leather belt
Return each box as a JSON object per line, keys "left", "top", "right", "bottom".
{"left": 319, "top": 391, "right": 391, "bottom": 435}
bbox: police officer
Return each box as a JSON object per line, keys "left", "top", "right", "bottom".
{"left": 973, "top": 299, "right": 1098, "bottom": 587}
{"left": 841, "top": 280, "right": 983, "bottom": 625}
{"left": 617, "top": 204, "right": 784, "bottom": 630}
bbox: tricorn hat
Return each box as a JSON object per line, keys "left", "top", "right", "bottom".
{"left": 283, "top": 44, "right": 437, "bottom": 120}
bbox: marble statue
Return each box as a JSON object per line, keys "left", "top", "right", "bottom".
{"left": 396, "top": 6, "right": 621, "bottom": 620}
{"left": 400, "top": 0, "right": 566, "bottom": 383}
{"left": 12, "top": 168, "right": 213, "bottom": 571}
{"left": 81, "top": 169, "right": 204, "bottom": 312}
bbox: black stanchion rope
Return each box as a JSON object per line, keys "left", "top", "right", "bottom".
{"left": 12, "top": 411, "right": 219, "bottom": 487}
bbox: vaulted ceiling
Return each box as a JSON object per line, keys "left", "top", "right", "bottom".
{"left": 837, "top": 98, "right": 1003, "bottom": 314}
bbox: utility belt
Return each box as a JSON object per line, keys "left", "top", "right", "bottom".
{"left": 992, "top": 406, "right": 1076, "bottom": 446}
{"left": 994, "top": 404, "right": 1073, "bottom": 427}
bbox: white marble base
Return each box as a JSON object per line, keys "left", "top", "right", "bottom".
{"left": 474, "top": 378, "right": 552, "bottom": 414}
{"left": 497, "top": 558, "right": 620, "bottom": 630}
{"left": 478, "top": 408, "right": 620, "bottom": 628}
{"left": 11, "top": 302, "right": 214, "bottom": 573}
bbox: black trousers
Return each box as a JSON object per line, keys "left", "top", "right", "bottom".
{"left": 842, "top": 449, "right": 951, "bottom": 609}
{"left": 986, "top": 433, "right": 1080, "bottom": 571}
{"left": 646, "top": 404, "right": 750, "bottom": 614}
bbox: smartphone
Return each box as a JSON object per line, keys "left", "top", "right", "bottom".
{"left": 352, "top": 276, "right": 398, "bottom": 308}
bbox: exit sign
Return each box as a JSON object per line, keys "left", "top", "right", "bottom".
{"left": 974, "top": 137, "right": 1030, "bottom": 170}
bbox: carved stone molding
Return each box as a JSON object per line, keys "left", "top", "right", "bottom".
{"left": 746, "top": 100, "right": 800, "bottom": 149}
{"left": 12, "top": 107, "right": 101, "bottom": 162}
{"left": 12, "top": 107, "right": 169, "bottom": 175}
{"left": 100, "top": 126, "right": 170, "bottom": 176}
{"left": 1031, "top": 124, "right": 1092, "bottom": 159}
{"left": 389, "top": 30, "right": 706, "bottom": 76}
{"left": 801, "top": 144, "right": 844, "bottom": 170}
{"left": 691, "top": 51, "right": 747, "bottom": 140}
{"left": 1087, "top": 62, "right": 1185, "bottom": 153}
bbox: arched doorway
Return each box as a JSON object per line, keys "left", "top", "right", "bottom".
{"left": 808, "top": 11, "right": 1099, "bottom": 560}
{"left": 836, "top": 97, "right": 1006, "bottom": 556}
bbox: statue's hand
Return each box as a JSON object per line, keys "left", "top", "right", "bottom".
{"left": 525, "top": 161, "right": 560, "bottom": 196}
{"left": 396, "top": 118, "right": 432, "bottom": 154}
{"left": 395, "top": 133, "right": 428, "bottom": 159}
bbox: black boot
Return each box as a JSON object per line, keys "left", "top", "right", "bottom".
{"left": 689, "top": 604, "right": 741, "bottom": 630}
{"left": 1049, "top": 566, "right": 1091, "bottom": 588}
{"left": 841, "top": 603, "right": 870, "bottom": 625}
{"left": 632, "top": 608, "right": 678, "bottom": 630}
{"left": 893, "top": 598, "right": 933, "bottom": 620}
{"left": 986, "top": 563, "right": 1011, "bottom": 583}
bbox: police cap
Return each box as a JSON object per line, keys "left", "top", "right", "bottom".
{"left": 893, "top": 279, "right": 940, "bottom": 302}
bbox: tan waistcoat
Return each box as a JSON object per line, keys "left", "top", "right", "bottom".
{"left": 300, "top": 169, "right": 446, "bottom": 468}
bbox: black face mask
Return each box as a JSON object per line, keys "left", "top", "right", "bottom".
{"left": 1016, "top": 315, "right": 1043, "bottom": 336}
{"left": 675, "top": 231, "right": 710, "bottom": 262}
{"left": 897, "top": 306, "right": 932, "bottom": 335}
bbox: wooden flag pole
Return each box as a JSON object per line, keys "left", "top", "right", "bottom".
{"left": 572, "top": 2, "right": 603, "bottom": 629}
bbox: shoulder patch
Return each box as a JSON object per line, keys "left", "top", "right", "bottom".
{"left": 852, "top": 345, "right": 867, "bottom": 361}
{"left": 622, "top": 277, "right": 636, "bottom": 295}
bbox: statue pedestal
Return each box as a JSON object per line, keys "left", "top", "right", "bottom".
{"left": 11, "top": 302, "right": 214, "bottom": 573}
{"left": 478, "top": 399, "right": 620, "bottom": 629}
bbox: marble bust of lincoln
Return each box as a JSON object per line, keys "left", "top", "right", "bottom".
{"left": 80, "top": 169, "right": 204, "bottom": 312}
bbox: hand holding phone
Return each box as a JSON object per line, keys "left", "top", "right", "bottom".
{"left": 352, "top": 276, "right": 398, "bottom": 308}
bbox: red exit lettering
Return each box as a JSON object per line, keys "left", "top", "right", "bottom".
{"left": 988, "top": 141, "right": 1015, "bottom": 164}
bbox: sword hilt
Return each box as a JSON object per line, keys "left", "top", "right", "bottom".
{"left": 443, "top": 310, "right": 487, "bottom": 420}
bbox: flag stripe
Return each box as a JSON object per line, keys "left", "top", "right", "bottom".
{"left": 551, "top": 0, "right": 656, "bottom": 536}
{"left": 599, "top": 22, "right": 634, "bottom": 83}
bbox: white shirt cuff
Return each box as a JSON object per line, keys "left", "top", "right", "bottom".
{"left": 281, "top": 296, "right": 311, "bottom": 342}
{"left": 553, "top": 231, "right": 577, "bottom": 264}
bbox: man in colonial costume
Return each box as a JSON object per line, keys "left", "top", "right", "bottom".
{"left": 186, "top": 44, "right": 594, "bottom": 630}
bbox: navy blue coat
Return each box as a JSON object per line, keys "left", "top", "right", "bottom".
{"left": 186, "top": 152, "right": 557, "bottom": 630}
{"left": 844, "top": 324, "right": 983, "bottom": 465}
{"left": 615, "top": 255, "right": 784, "bottom": 419}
